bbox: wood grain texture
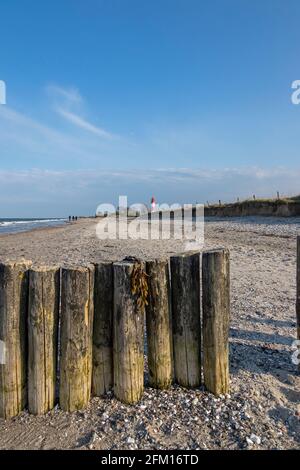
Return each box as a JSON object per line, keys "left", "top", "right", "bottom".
{"left": 297, "top": 237, "right": 300, "bottom": 341}
{"left": 202, "top": 248, "right": 230, "bottom": 396}
{"left": 170, "top": 252, "right": 201, "bottom": 388}
{"left": 28, "top": 266, "right": 60, "bottom": 415}
{"left": 146, "top": 259, "right": 173, "bottom": 389}
{"left": 59, "top": 266, "right": 94, "bottom": 411}
{"left": 0, "top": 261, "right": 31, "bottom": 419}
{"left": 113, "top": 260, "right": 144, "bottom": 404}
{"left": 92, "top": 262, "right": 113, "bottom": 396}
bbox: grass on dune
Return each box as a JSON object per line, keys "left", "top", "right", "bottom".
{"left": 207, "top": 194, "right": 300, "bottom": 208}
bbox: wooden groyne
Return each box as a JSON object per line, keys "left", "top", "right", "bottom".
{"left": 0, "top": 251, "right": 231, "bottom": 418}
{"left": 59, "top": 266, "right": 94, "bottom": 412}
{"left": 28, "top": 266, "right": 60, "bottom": 415}
{"left": 171, "top": 252, "right": 201, "bottom": 388}
{"left": 202, "top": 249, "right": 230, "bottom": 395}
{"left": 297, "top": 237, "right": 300, "bottom": 350}
{"left": 146, "top": 259, "right": 173, "bottom": 389}
{"left": 0, "top": 262, "right": 30, "bottom": 419}
{"left": 92, "top": 262, "right": 114, "bottom": 397}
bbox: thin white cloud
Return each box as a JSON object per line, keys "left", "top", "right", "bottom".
{"left": 0, "top": 96, "right": 125, "bottom": 166}
{"left": 1, "top": 166, "right": 300, "bottom": 187}
{"left": 0, "top": 105, "right": 98, "bottom": 161}
{"left": 46, "top": 83, "right": 118, "bottom": 140}
{"left": 46, "top": 84, "right": 82, "bottom": 103}
{"left": 56, "top": 107, "right": 117, "bottom": 140}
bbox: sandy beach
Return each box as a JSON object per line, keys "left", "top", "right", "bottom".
{"left": 0, "top": 217, "right": 299, "bottom": 450}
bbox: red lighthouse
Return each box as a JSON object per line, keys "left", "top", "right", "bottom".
{"left": 151, "top": 196, "right": 156, "bottom": 212}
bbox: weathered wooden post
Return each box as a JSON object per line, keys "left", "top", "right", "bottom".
{"left": 92, "top": 262, "right": 113, "bottom": 396}
{"left": 170, "top": 252, "right": 201, "bottom": 388}
{"left": 28, "top": 266, "right": 60, "bottom": 415}
{"left": 297, "top": 237, "right": 300, "bottom": 344}
{"left": 146, "top": 259, "right": 173, "bottom": 389}
{"left": 0, "top": 261, "right": 31, "bottom": 419}
{"left": 202, "top": 248, "right": 230, "bottom": 395}
{"left": 113, "top": 259, "right": 145, "bottom": 404}
{"left": 60, "top": 266, "right": 94, "bottom": 411}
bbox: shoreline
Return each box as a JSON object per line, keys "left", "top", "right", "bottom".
{"left": 0, "top": 222, "right": 67, "bottom": 239}
{"left": 0, "top": 219, "right": 69, "bottom": 238}
{"left": 0, "top": 214, "right": 299, "bottom": 239}
{"left": 0, "top": 219, "right": 84, "bottom": 239}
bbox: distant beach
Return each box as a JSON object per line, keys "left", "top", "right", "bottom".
{"left": 0, "top": 217, "right": 299, "bottom": 449}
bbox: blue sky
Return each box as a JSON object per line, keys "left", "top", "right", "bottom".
{"left": 0, "top": 0, "right": 300, "bottom": 216}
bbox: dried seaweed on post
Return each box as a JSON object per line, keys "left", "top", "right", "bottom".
{"left": 130, "top": 261, "right": 149, "bottom": 311}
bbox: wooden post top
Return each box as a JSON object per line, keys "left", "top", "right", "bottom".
{"left": 170, "top": 250, "right": 201, "bottom": 259}
{"left": 0, "top": 260, "right": 32, "bottom": 268}
{"left": 29, "top": 265, "right": 60, "bottom": 272}
{"left": 203, "top": 248, "right": 230, "bottom": 255}
{"left": 114, "top": 257, "right": 143, "bottom": 267}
